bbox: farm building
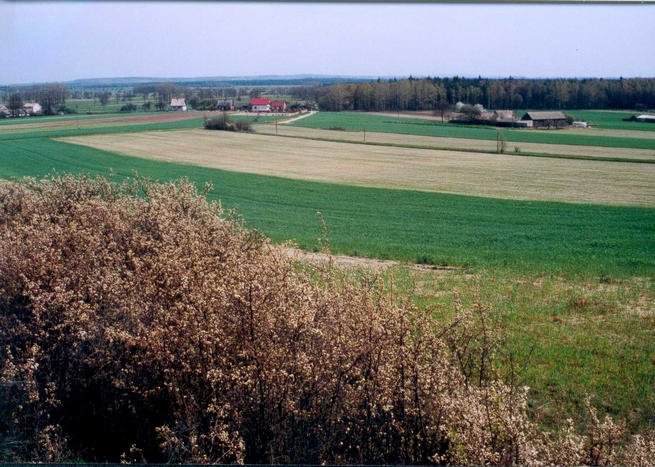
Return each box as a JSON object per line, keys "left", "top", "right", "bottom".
{"left": 0, "top": 105, "right": 9, "bottom": 117}
{"left": 634, "top": 114, "right": 655, "bottom": 123}
{"left": 251, "top": 98, "right": 271, "bottom": 112}
{"left": 170, "top": 98, "right": 187, "bottom": 111}
{"left": 23, "top": 102, "right": 42, "bottom": 115}
{"left": 217, "top": 99, "right": 234, "bottom": 111}
{"left": 494, "top": 110, "right": 517, "bottom": 122}
{"left": 572, "top": 121, "right": 588, "bottom": 128}
{"left": 271, "top": 101, "right": 287, "bottom": 112}
{"left": 521, "top": 111, "right": 568, "bottom": 128}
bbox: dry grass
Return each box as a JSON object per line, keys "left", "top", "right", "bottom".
{"left": 62, "top": 129, "right": 655, "bottom": 206}
{"left": 259, "top": 124, "right": 655, "bottom": 161}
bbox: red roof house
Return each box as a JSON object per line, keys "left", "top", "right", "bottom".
{"left": 250, "top": 98, "right": 271, "bottom": 111}
{"left": 270, "top": 101, "right": 287, "bottom": 112}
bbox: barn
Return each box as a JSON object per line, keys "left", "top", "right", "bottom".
{"left": 521, "top": 111, "right": 568, "bottom": 128}
{"left": 170, "top": 98, "right": 187, "bottom": 111}
{"left": 251, "top": 98, "right": 271, "bottom": 112}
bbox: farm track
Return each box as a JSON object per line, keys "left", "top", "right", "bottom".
{"left": 280, "top": 247, "right": 460, "bottom": 272}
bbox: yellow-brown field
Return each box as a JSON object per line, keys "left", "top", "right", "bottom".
{"left": 61, "top": 129, "right": 655, "bottom": 206}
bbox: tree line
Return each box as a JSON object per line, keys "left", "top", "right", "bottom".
{"left": 312, "top": 77, "right": 655, "bottom": 112}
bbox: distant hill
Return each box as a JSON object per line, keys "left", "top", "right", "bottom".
{"left": 5, "top": 75, "right": 382, "bottom": 89}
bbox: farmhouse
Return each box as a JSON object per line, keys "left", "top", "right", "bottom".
{"left": 23, "top": 102, "right": 42, "bottom": 115}
{"left": 251, "top": 98, "right": 271, "bottom": 112}
{"left": 521, "top": 111, "right": 568, "bottom": 128}
{"left": 170, "top": 98, "right": 187, "bottom": 111}
{"left": 271, "top": 101, "right": 287, "bottom": 112}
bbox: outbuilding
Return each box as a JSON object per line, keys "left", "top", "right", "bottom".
{"left": 634, "top": 114, "right": 655, "bottom": 123}
{"left": 170, "top": 98, "right": 187, "bottom": 111}
{"left": 270, "top": 101, "right": 287, "bottom": 112}
{"left": 0, "top": 104, "right": 9, "bottom": 117}
{"left": 251, "top": 98, "right": 271, "bottom": 112}
{"left": 23, "top": 102, "right": 42, "bottom": 115}
{"left": 521, "top": 111, "right": 568, "bottom": 128}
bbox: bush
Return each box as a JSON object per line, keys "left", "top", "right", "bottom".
{"left": 204, "top": 114, "right": 252, "bottom": 133}
{"left": 1, "top": 176, "right": 653, "bottom": 464}
{"left": 120, "top": 103, "right": 137, "bottom": 112}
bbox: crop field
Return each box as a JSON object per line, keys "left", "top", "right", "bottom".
{"left": 61, "top": 129, "right": 655, "bottom": 206}
{"left": 290, "top": 112, "right": 655, "bottom": 150}
{"left": 258, "top": 123, "right": 655, "bottom": 162}
{"left": 1, "top": 112, "right": 654, "bottom": 433}
{"left": 2, "top": 135, "right": 654, "bottom": 277}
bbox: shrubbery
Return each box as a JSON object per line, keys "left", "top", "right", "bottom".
{"left": 120, "top": 103, "right": 137, "bottom": 112}
{"left": 0, "top": 175, "right": 653, "bottom": 464}
{"left": 204, "top": 114, "right": 252, "bottom": 132}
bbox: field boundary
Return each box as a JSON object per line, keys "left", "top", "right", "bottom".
{"left": 254, "top": 125, "right": 655, "bottom": 164}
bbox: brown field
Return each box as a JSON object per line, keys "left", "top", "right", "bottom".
{"left": 0, "top": 111, "right": 221, "bottom": 132}
{"left": 261, "top": 124, "right": 655, "bottom": 161}
{"left": 61, "top": 129, "right": 655, "bottom": 206}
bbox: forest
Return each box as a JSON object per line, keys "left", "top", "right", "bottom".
{"left": 312, "top": 77, "right": 655, "bottom": 111}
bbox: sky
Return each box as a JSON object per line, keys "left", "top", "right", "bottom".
{"left": 1, "top": 2, "right": 654, "bottom": 85}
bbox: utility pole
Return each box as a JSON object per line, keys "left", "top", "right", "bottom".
{"left": 363, "top": 128, "right": 366, "bottom": 144}
{"left": 275, "top": 118, "right": 278, "bottom": 136}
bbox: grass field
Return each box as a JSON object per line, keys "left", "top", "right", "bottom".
{"left": 259, "top": 123, "right": 655, "bottom": 162}
{"left": 2, "top": 136, "right": 654, "bottom": 277}
{"left": 61, "top": 129, "right": 655, "bottom": 206}
{"left": 291, "top": 112, "right": 655, "bottom": 150}
{"left": 0, "top": 113, "right": 283, "bottom": 141}
{"left": 565, "top": 110, "right": 655, "bottom": 131}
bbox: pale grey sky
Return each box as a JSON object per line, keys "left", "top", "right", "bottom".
{"left": 1, "top": 2, "right": 654, "bottom": 85}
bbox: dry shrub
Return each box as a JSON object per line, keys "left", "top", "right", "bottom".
{"left": 0, "top": 175, "right": 653, "bottom": 464}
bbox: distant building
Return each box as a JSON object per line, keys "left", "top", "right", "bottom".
{"left": 634, "top": 114, "right": 655, "bottom": 123}
{"left": 521, "top": 111, "right": 568, "bottom": 128}
{"left": 23, "top": 102, "right": 42, "bottom": 115}
{"left": 270, "top": 101, "right": 287, "bottom": 112}
{"left": 572, "top": 121, "right": 588, "bottom": 128}
{"left": 216, "top": 99, "right": 234, "bottom": 111}
{"left": 251, "top": 98, "right": 271, "bottom": 112}
{"left": 170, "top": 98, "right": 187, "bottom": 111}
{"left": 0, "top": 104, "right": 9, "bottom": 117}
{"left": 494, "top": 110, "right": 517, "bottom": 122}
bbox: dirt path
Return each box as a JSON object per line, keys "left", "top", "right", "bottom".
{"left": 280, "top": 111, "right": 317, "bottom": 124}
{"left": 280, "top": 247, "right": 458, "bottom": 272}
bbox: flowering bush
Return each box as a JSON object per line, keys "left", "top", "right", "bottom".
{"left": 0, "top": 175, "right": 653, "bottom": 464}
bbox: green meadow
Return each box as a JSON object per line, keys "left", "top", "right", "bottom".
{"left": 2, "top": 137, "right": 653, "bottom": 278}
{"left": 290, "top": 111, "right": 655, "bottom": 150}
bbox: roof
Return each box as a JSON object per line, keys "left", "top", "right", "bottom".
{"left": 523, "top": 111, "right": 567, "bottom": 121}
{"left": 251, "top": 98, "right": 271, "bottom": 106}
{"left": 170, "top": 98, "right": 186, "bottom": 107}
{"left": 636, "top": 114, "right": 655, "bottom": 120}
{"left": 270, "top": 101, "right": 286, "bottom": 107}
{"left": 23, "top": 102, "right": 39, "bottom": 108}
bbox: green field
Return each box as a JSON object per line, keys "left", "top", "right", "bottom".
{"left": 290, "top": 112, "right": 655, "bottom": 150}
{"left": 0, "top": 114, "right": 282, "bottom": 141}
{"left": 565, "top": 110, "right": 655, "bottom": 131}
{"left": 2, "top": 136, "right": 654, "bottom": 278}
